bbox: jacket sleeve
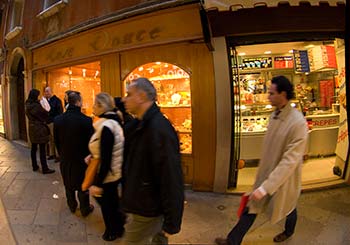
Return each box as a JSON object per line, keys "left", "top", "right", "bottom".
{"left": 151, "top": 123, "right": 184, "bottom": 234}
{"left": 261, "top": 120, "right": 308, "bottom": 195}
{"left": 53, "top": 119, "right": 60, "bottom": 154}
{"left": 95, "top": 126, "right": 114, "bottom": 187}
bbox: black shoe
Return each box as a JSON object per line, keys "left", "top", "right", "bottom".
{"left": 69, "top": 205, "right": 77, "bottom": 213}
{"left": 42, "top": 168, "right": 55, "bottom": 174}
{"left": 215, "top": 238, "right": 230, "bottom": 245}
{"left": 81, "top": 204, "right": 94, "bottom": 217}
{"left": 32, "top": 165, "right": 39, "bottom": 172}
{"left": 47, "top": 155, "right": 55, "bottom": 160}
{"left": 102, "top": 233, "right": 118, "bottom": 242}
{"left": 273, "top": 232, "right": 293, "bottom": 242}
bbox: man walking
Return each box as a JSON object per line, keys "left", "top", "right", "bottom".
{"left": 121, "top": 77, "right": 184, "bottom": 244}
{"left": 216, "top": 76, "right": 308, "bottom": 245}
{"left": 44, "top": 86, "right": 63, "bottom": 161}
{"left": 54, "top": 92, "right": 94, "bottom": 216}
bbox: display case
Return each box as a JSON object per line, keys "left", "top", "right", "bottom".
{"left": 124, "top": 62, "right": 192, "bottom": 154}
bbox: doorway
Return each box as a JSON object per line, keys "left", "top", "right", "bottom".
{"left": 228, "top": 39, "right": 347, "bottom": 190}
{"left": 16, "top": 58, "right": 27, "bottom": 141}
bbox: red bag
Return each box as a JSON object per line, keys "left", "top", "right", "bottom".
{"left": 237, "top": 193, "right": 249, "bottom": 218}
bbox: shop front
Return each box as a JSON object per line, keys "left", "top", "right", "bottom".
{"left": 31, "top": 3, "right": 216, "bottom": 191}
{"left": 208, "top": 2, "right": 348, "bottom": 192}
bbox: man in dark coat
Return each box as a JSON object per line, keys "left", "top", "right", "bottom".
{"left": 54, "top": 91, "right": 94, "bottom": 217}
{"left": 121, "top": 78, "right": 184, "bottom": 244}
{"left": 44, "top": 86, "right": 63, "bottom": 161}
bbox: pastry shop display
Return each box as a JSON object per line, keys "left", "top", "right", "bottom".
{"left": 124, "top": 61, "right": 192, "bottom": 154}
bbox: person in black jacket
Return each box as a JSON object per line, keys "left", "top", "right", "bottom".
{"left": 121, "top": 77, "right": 184, "bottom": 244}
{"left": 44, "top": 86, "right": 63, "bottom": 161}
{"left": 54, "top": 91, "right": 94, "bottom": 217}
{"left": 25, "top": 89, "right": 55, "bottom": 174}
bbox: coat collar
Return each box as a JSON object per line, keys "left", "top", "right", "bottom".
{"left": 66, "top": 105, "right": 81, "bottom": 113}
{"left": 273, "top": 103, "right": 293, "bottom": 121}
{"left": 135, "top": 103, "right": 159, "bottom": 130}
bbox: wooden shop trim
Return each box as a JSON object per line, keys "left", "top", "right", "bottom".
{"left": 207, "top": 5, "right": 345, "bottom": 37}
{"left": 32, "top": 4, "right": 203, "bottom": 70}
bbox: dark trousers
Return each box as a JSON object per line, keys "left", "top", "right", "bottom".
{"left": 31, "top": 143, "right": 48, "bottom": 170}
{"left": 65, "top": 187, "right": 90, "bottom": 214}
{"left": 227, "top": 208, "right": 297, "bottom": 245}
{"left": 95, "top": 181, "right": 125, "bottom": 236}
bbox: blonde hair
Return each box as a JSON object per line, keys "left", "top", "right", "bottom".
{"left": 95, "top": 92, "right": 115, "bottom": 113}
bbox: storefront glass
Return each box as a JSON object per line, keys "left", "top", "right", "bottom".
{"left": 229, "top": 39, "right": 347, "bottom": 188}
{"left": 46, "top": 61, "right": 101, "bottom": 117}
{"left": 123, "top": 62, "right": 192, "bottom": 154}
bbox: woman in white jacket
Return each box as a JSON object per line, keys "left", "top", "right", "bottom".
{"left": 87, "top": 92, "right": 125, "bottom": 241}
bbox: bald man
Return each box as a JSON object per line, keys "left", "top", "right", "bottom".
{"left": 44, "top": 87, "right": 63, "bottom": 161}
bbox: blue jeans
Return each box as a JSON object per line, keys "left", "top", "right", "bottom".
{"left": 227, "top": 208, "right": 297, "bottom": 245}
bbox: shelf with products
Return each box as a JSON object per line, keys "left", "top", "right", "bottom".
{"left": 124, "top": 62, "right": 193, "bottom": 155}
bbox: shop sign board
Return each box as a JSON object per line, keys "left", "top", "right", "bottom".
{"left": 308, "top": 45, "right": 337, "bottom": 71}
{"left": 274, "top": 56, "right": 294, "bottom": 69}
{"left": 32, "top": 4, "right": 203, "bottom": 69}
{"left": 241, "top": 57, "right": 272, "bottom": 70}
{"left": 293, "top": 50, "right": 310, "bottom": 73}
{"left": 335, "top": 66, "right": 348, "bottom": 161}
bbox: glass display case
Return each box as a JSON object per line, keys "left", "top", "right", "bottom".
{"left": 124, "top": 62, "right": 192, "bottom": 154}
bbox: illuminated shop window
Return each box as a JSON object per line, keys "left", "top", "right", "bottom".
{"left": 47, "top": 61, "right": 101, "bottom": 117}
{"left": 124, "top": 62, "right": 192, "bottom": 154}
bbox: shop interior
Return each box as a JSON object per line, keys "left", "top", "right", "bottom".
{"left": 47, "top": 61, "right": 101, "bottom": 117}
{"left": 124, "top": 62, "right": 192, "bottom": 154}
{"left": 46, "top": 61, "right": 193, "bottom": 155}
{"left": 231, "top": 39, "right": 346, "bottom": 188}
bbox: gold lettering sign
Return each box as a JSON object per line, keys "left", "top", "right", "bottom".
{"left": 33, "top": 4, "right": 203, "bottom": 69}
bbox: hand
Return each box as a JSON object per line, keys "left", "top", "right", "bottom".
{"left": 162, "top": 231, "right": 171, "bottom": 238}
{"left": 89, "top": 185, "right": 103, "bottom": 197}
{"left": 84, "top": 154, "right": 92, "bottom": 165}
{"left": 250, "top": 188, "right": 266, "bottom": 201}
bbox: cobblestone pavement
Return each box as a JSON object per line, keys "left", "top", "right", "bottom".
{"left": 0, "top": 137, "right": 350, "bottom": 244}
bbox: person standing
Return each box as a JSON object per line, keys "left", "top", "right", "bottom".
{"left": 85, "top": 92, "right": 126, "bottom": 241}
{"left": 121, "top": 77, "right": 184, "bottom": 244}
{"left": 54, "top": 92, "right": 94, "bottom": 216}
{"left": 25, "top": 89, "right": 55, "bottom": 174}
{"left": 44, "top": 86, "right": 63, "bottom": 161}
{"left": 215, "top": 76, "right": 308, "bottom": 245}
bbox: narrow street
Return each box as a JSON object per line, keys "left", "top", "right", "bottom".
{"left": 0, "top": 137, "right": 349, "bottom": 244}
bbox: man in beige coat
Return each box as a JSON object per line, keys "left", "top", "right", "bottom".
{"left": 216, "top": 76, "right": 308, "bottom": 245}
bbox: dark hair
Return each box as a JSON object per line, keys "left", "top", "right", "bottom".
{"left": 271, "top": 75, "right": 295, "bottom": 100}
{"left": 131, "top": 77, "right": 157, "bottom": 101}
{"left": 68, "top": 91, "right": 81, "bottom": 105}
{"left": 26, "top": 89, "right": 40, "bottom": 103}
{"left": 114, "top": 97, "right": 126, "bottom": 113}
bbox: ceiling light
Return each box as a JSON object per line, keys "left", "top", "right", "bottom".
{"left": 238, "top": 52, "right": 246, "bottom": 56}
{"left": 288, "top": 50, "right": 294, "bottom": 53}
{"left": 264, "top": 51, "right": 271, "bottom": 54}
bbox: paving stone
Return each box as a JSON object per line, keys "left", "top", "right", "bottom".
{"left": 34, "top": 198, "right": 61, "bottom": 225}
{"left": 7, "top": 210, "right": 36, "bottom": 225}
{"left": 0, "top": 172, "right": 17, "bottom": 194}
{"left": 0, "top": 166, "right": 9, "bottom": 178}
{"left": 11, "top": 224, "right": 58, "bottom": 245}
{"left": 5, "top": 179, "right": 29, "bottom": 196}
{"left": 14, "top": 180, "right": 47, "bottom": 210}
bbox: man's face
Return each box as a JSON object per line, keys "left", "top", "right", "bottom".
{"left": 44, "top": 88, "right": 52, "bottom": 98}
{"left": 123, "top": 85, "right": 142, "bottom": 115}
{"left": 268, "top": 84, "right": 285, "bottom": 107}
